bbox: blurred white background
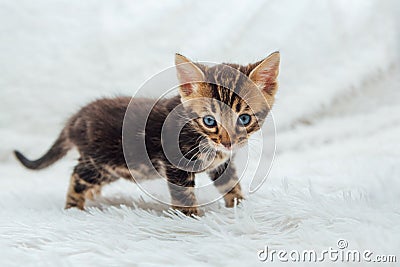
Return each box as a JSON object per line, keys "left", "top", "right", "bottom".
{"left": 1, "top": 1, "right": 399, "bottom": 140}
{"left": 0, "top": 0, "right": 399, "bottom": 265}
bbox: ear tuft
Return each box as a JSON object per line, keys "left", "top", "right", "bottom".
{"left": 175, "top": 54, "right": 205, "bottom": 98}
{"left": 249, "top": 51, "right": 280, "bottom": 99}
{"left": 174, "top": 53, "right": 188, "bottom": 65}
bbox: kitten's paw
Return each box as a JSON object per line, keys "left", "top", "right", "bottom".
{"left": 172, "top": 206, "right": 201, "bottom": 217}
{"left": 224, "top": 193, "right": 244, "bottom": 208}
{"left": 65, "top": 202, "right": 85, "bottom": 210}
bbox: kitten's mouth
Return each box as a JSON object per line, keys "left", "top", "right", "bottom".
{"left": 204, "top": 137, "right": 248, "bottom": 154}
{"left": 220, "top": 142, "right": 248, "bottom": 153}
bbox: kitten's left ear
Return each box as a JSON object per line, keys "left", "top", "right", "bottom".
{"left": 175, "top": 53, "right": 205, "bottom": 99}
{"left": 249, "top": 51, "right": 280, "bottom": 106}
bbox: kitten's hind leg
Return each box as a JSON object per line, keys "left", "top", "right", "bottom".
{"left": 65, "top": 159, "right": 106, "bottom": 210}
{"left": 65, "top": 173, "right": 95, "bottom": 210}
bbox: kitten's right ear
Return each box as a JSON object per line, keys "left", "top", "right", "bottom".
{"left": 175, "top": 53, "right": 205, "bottom": 98}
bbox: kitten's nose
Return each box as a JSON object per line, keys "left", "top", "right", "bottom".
{"left": 220, "top": 128, "right": 233, "bottom": 149}
{"left": 221, "top": 141, "right": 231, "bottom": 149}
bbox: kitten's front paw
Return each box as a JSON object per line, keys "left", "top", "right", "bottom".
{"left": 224, "top": 192, "right": 244, "bottom": 208}
{"left": 65, "top": 202, "right": 85, "bottom": 210}
{"left": 172, "top": 206, "right": 200, "bottom": 217}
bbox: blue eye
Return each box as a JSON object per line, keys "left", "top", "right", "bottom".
{"left": 238, "top": 114, "right": 251, "bottom": 126}
{"left": 203, "top": 115, "right": 217, "bottom": 127}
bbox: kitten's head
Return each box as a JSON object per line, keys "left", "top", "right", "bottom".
{"left": 175, "top": 52, "right": 280, "bottom": 152}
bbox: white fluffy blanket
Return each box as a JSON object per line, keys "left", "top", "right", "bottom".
{"left": 1, "top": 0, "right": 399, "bottom": 266}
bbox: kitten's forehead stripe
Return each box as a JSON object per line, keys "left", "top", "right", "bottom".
{"left": 234, "top": 101, "right": 241, "bottom": 113}
{"left": 210, "top": 84, "right": 221, "bottom": 102}
{"left": 204, "top": 64, "right": 254, "bottom": 115}
{"left": 228, "top": 91, "right": 237, "bottom": 108}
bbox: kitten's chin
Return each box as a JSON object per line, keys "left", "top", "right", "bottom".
{"left": 235, "top": 141, "right": 248, "bottom": 150}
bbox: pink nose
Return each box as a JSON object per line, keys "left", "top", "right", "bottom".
{"left": 221, "top": 141, "right": 231, "bottom": 149}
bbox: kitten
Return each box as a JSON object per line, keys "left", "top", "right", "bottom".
{"left": 14, "top": 52, "right": 280, "bottom": 216}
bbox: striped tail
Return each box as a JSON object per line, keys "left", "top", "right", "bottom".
{"left": 14, "top": 130, "right": 72, "bottom": 170}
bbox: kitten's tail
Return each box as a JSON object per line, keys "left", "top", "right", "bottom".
{"left": 14, "top": 130, "right": 72, "bottom": 170}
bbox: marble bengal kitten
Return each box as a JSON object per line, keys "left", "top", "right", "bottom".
{"left": 14, "top": 52, "right": 280, "bottom": 216}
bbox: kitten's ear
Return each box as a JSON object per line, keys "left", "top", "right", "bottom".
{"left": 175, "top": 53, "right": 205, "bottom": 98}
{"left": 249, "top": 51, "right": 280, "bottom": 106}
